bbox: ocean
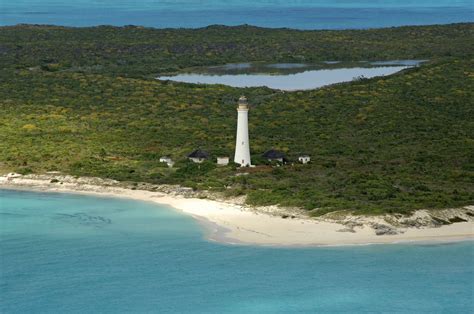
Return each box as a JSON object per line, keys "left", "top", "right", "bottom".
{"left": 1, "top": 189, "right": 473, "bottom": 313}
{"left": 0, "top": 0, "right": 473, "bottom": 29}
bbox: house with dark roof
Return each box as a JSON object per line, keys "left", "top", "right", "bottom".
{"left": 187, "top": 149, "right": 210, "bottom": 163}
{"left": 262, "top": 149, "right": 287, "bottom": 163}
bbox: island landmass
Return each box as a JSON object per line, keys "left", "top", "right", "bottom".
{"left": 0, "top": 23, "right": 473, "bottom": 245}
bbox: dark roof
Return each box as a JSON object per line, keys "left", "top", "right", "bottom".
{"left": 262, "top": 149, "right": 286, "bottom": 159}
{"left": 188, "top": 149, "right": 209, "bottom": 159}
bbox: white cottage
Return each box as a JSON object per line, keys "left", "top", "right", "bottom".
{"left": 159, "top": 156, "right": 174, "bottom": 167}
{"left": 298, "top": 155, "right": 311, "bottom": 164}
{"left": 217, "top": 156, "right": 230, "bottom": 166}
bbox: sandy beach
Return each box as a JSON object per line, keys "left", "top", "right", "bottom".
{"left": 1, "top": 174, "right": 473, "bottom": 247}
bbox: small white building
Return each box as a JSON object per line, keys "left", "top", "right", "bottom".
{"left": 217, "top": 157, "right": 229, "bottom": 166}
{"left": 159, "top": 156, "right": 171, "bottom": 163}
{"left": 298, "top": 155, "right": 311, "bottom": 164}
{"left": 159, "top": 156, "right": 174, "bottom": 167}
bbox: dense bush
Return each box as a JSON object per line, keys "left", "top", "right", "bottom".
{"left": 0, "top": 23, "right": 473, "bottom": 78}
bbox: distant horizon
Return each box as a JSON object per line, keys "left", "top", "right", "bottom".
{"left": 1, "top": 0, "right": 473, "bottom": 29}
{"left": 3, "top": 21, "right": 474, "bottom": 32}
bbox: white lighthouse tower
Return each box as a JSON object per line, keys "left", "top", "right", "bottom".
{"left": 234, "top": 96, "right": 251, "bottom": 167}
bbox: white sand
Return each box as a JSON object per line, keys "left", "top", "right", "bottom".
{"left": 1, "top": 176, "right": 473, "bottom": 247}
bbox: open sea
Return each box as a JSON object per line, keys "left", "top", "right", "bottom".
{"left": 0, "top": 0, "right": 473, "bottom": 29}
{"left": 1, "top": 189, "right": 473, "bottom": 313}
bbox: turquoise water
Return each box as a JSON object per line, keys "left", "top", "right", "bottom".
{"left": 1, "top": 0, "right": 473, "bottom": 29}
{"left": 1, "top": 189, "right": 473, "bottom": 313}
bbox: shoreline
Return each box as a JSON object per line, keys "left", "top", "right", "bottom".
{"left": 1, "top": 175, "right": 473, "bottom": 247}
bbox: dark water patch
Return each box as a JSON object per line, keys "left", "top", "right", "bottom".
{"left": 0, "top": 212, "right": 27, "bottom": 217}
{"left": 266, "top": 63, "right": 308, "bottom": 69}
{"left": 370, "top": 60, "right": 428, "bottom": 66}
{"left": 209, "top": 63, "right": 252, "bottom": 70}
{"left": 55, "top": 212, "right": 112, "bottom": 228}
{"left": 23, "top": 12, "right": 55, "bottom": 15}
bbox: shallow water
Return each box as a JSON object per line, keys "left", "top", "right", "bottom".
{"left": 1, "top": 189, "right": 473, "bottom": 313}
{"left": 1, "top": 0, "right": 473, "bottom": 29}
{"left": 158, "top": 66, "right": 411, "bottom": 90}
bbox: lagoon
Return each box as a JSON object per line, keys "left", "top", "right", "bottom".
{"left": 1, "top": 189, "right": 473, "bottom": 313}
{"left": 158, "top": 65, "right": 411, "bottom": 91}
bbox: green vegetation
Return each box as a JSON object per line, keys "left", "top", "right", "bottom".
{"left": 0, "top": 23, "right": 473, "bottom": 215}
{"left": 1, "top": 23, "right": 473, "bottom": 77}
